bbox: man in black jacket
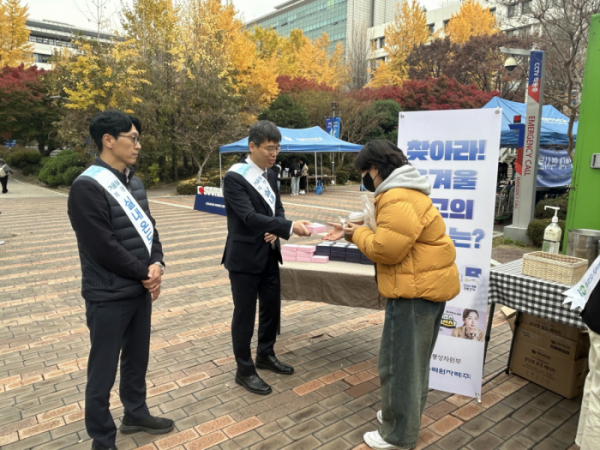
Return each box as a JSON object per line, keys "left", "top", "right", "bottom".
{"left": 68, "top": 111, "right": 173, "bottom": 450}
{"left": 222, "top": 120, "right": 311, "bottom": 395}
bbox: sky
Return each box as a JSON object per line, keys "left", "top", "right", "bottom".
{"left": 26, "top": 0, "right": 444, "bottom": 32}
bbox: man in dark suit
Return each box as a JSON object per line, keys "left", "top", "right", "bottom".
{"left": 222, "top": 120, "right": 311, "bottom": 395}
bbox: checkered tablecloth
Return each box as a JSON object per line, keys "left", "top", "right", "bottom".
{"left": 488, "top": 259, "right": 585, "bottom": 328}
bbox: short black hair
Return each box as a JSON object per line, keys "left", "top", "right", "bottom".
{"left": 355, "top": 139, "right": 409, "bottom": 181}
{"left": 248, "top": 120, "right": 281, "bottom": 147}
{"left": 89, "top": 110, "right": 142, "bottom": 153}
{"left": 462, "top": 309, "right": 479, "bottom": 321}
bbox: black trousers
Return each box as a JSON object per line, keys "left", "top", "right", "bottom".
{"left": 0, "top": 176, "right": 7, "bottom": 193}
{"left": 85, "top": 292, "right": 152, "bottom": 449}
{"left": 228, "top": 253, "right": 280, "bottom": 376}
{"left": 300, "top": 176, "right": 307, "bottom": 191}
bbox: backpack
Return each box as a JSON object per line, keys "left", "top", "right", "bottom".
{"left": 0, "top": 166, "right": 6, "bottom": 177}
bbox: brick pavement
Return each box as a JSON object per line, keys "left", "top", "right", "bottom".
{"left": 0, "top": 186, "right": 582, "bottom": 450}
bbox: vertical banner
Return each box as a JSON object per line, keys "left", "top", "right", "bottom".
{"left": 505, "top": 50, "right": 546, "bottom": 242}
{"left": 325, "top": 117, "right": 341, "bottom": 138}
{"left": 398, "top": 108, "right": 502, "bottom": 398}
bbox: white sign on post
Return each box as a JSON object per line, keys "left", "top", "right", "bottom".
{"left": 398, "top": 108, "right": 502, "bottom": 398}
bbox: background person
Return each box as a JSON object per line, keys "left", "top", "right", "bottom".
{"left": 68, "top": 110, "right": 173, "bottom": 450}
{"left": 273, "top": 159, "right": 282, "bottom": 191}
{"left": 289, "top": 157, "right": 301, "bottom": 195}
{"left": 324, "top": 139, "right": 459, "bottom": 450}
{"left": 299, "top": 158, "right": 308, "bottom": 195}
{"left": 0, "top": 158, "right": 15, "bottom": 194}
{"left": 222, "top": 120, "right": 311, "bottom": 395}
{"left": 451, "top": 309, "right": 485, "bottom": 342}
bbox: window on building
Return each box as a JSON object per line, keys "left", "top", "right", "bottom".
{"left": 427, "top": 23, "right": 435, "bottom": 35}
{"left": 371, "top": 39, "right": 377, "bottom": 51}
{"left": 489, "top": 7, "right": 496, "bottom": 16}
{"left": 507, "top": 4, "right": 518, "bottom": 18}
{"left": 33, "top": 54, "right": 51, "bottom": 63}
{"left": 522, "top": 1, "right": 532, "bottom": 14}
{"left": 379, "top": 37, "right": 385, "bottom": 48}
{"left": 443, "top": 19, "right": 450, "bottom": 30}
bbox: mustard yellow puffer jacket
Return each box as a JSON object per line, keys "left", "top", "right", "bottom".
{"left": 349, "top": 187, "right": 460, "bottom": 302}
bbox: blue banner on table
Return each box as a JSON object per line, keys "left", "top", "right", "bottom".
{"left": 194, "top": 186, "right": 227, "bottom": 216}
{"left": 537, "top": 148, "right": 572, "bottom": 187}
{"left": 398, "top": 109, "right": 502, "bottom": 399}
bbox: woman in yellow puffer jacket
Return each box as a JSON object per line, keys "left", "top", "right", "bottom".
{"left": 324, "top": 140, "right": 460, "bottom": 450}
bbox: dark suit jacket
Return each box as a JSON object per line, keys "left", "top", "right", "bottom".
{"left": 221, "top": 165, "right": 292, "bottom": 274}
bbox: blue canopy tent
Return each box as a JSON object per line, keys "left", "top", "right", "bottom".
{"left": 218, "top": 126, "right": 363, "bottom": 185}
{"left": 482, "top": 97, "right": 576, "bottom": 187}
{"left": 482, "top": 96, "right": 578, "bottom": 147}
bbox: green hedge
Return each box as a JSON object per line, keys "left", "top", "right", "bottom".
{"left": 534, "top": 195, "right": 569, "bottom": 220}
{"left": 38, "top": 150, "right": 89, "bottom": 187}
{"left": 6, "top": 149, "right": 42, "bottom": 170}
{"left": 336, "top": 170, "right": 349, "bottom": 185}
{"left": 176, "top": 180, "right": 198, "bottom": 195}
{"left": 526, "top": 218, "right": 566, "bottom": 247}
{"left": 136, "top": 163, "right": 161, "bottom": 188}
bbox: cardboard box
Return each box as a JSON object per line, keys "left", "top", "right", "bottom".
{"left": 515, "top": 324, "right": 589, "bottom": 361}
{"left": 519, "top": 313, "right": 583, "bottom": 342}
{"left": 510, "top": 336, "right": 588, "bottom": 398}
{"left": 510, "top": 318, "right": 590, "bottom": 398}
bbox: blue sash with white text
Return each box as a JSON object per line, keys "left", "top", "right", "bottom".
{"left": 80, "top": 166, "right": 154, "bottom": 255}
{"left": 228, "top": 163, "right": 276, "bottom": 216}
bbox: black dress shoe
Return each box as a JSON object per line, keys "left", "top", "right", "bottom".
{"left": 235, "top": 371, "right": 272, "bottom": 395}
{"left": 91, "top": 443, "right": 118, "bottom": 450}
{"left": 255, "top": 354, "right": 294, "bottom": 375}
{"left": 119, "top": 415, "right": 174, "bottom": 434}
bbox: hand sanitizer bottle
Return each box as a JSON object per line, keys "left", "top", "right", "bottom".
{"left": 542, "top": 206, "right": 561, "bottom": 254}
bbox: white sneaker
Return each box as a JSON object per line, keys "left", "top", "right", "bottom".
{"left": 377, "top": 410, "right": 383, "bottom": 424}
{"left": 363, "top": 430, "right": 400, "bottom": 449}
{"left": 299, "top": 190, "right": 305, "bottom": 194}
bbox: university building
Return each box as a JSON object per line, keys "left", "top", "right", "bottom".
{"left": 26, "top": 19, "right": 113, "bottom": 70}
{"left": 246, "top": 0, "right": 398, "bottom": 52}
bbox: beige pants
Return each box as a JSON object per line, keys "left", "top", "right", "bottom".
{"left": 576, "top": 329, "right": 600, "bottom": 449}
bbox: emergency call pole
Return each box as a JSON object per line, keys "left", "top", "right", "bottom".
{"left": 501, "top": 48, "right": 546, "bottom": 243}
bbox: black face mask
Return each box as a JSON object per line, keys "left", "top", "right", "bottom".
{"left": 362, "top": 173, "right": 376, "bottom": 192}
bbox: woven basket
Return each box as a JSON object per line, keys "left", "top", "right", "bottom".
{"left": 522, "top": 251, "right": 588, "bottom": 284}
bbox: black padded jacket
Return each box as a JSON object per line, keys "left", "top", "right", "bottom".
{"left": 68, "top": 158, "right": 163, "bottom": 302}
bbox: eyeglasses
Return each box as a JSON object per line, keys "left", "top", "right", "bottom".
{"left": 118, "top": 134, "right": 141, "bottom": 144}
{"left": 261, "top": 145, "right": 281, "bottom": 155}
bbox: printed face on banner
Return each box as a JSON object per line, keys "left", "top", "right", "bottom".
{"left": 398, "top": 109, "right": 502, "bottom": 398}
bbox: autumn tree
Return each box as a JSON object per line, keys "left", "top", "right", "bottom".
{"left": 48, "top": 38, "right": 147, "bottom": 150}
{"left": 346, "top": 25, "right": 371, "bottom": 90}
{"left": 258, "top": 94, "right": 310, "bottom": 129}
{"left": 407, "top": 34, "right": 533, "bottom": 96}
{"left": 363, "top": 100, "right": 402, "bottom": 144}
{"left": 445, "top": 0, "right": 498, "bottom": 44}
{"left": 0, "top": 0, "right": 33, "bottom": 67}
{"left": 0, "top": 64, "right": 62, "bottom": 154}
{"left": 295, "top": 33, "right": 346, "bottom": 88}
{"left": 396, "top": 75, "right": 497, "bottom": 111}
{"left": 276, "top": 75, "right": 333, "bottom": 94}
{"left": 174, "top": 0, "right": 278, "bottom": 182}
{"left": 368, "top": 0, "right": 430, "bottom": 88}
{"left": 250, "top": 25, "right": 280, "bottom": 60}
{"left": 510, "top": 0, "right": 600, "bottom": 161}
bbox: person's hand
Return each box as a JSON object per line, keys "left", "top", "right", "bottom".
{"left": 264, "top": 232, "right": 277, "bottom": 243}
{"left": 323, "top": 222, "right": 344, "bottom": 241}
{"left": 151, "top": 286, "right": 161, "bottom": 302}
{"left": 143, "top": 264, "right": 162, "bottom": 292}
{"left": 342, "top": 222, "right": 362, "bottom": 237}
{"left": 293, "top": 220, "right": 312, "bottom": 237}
